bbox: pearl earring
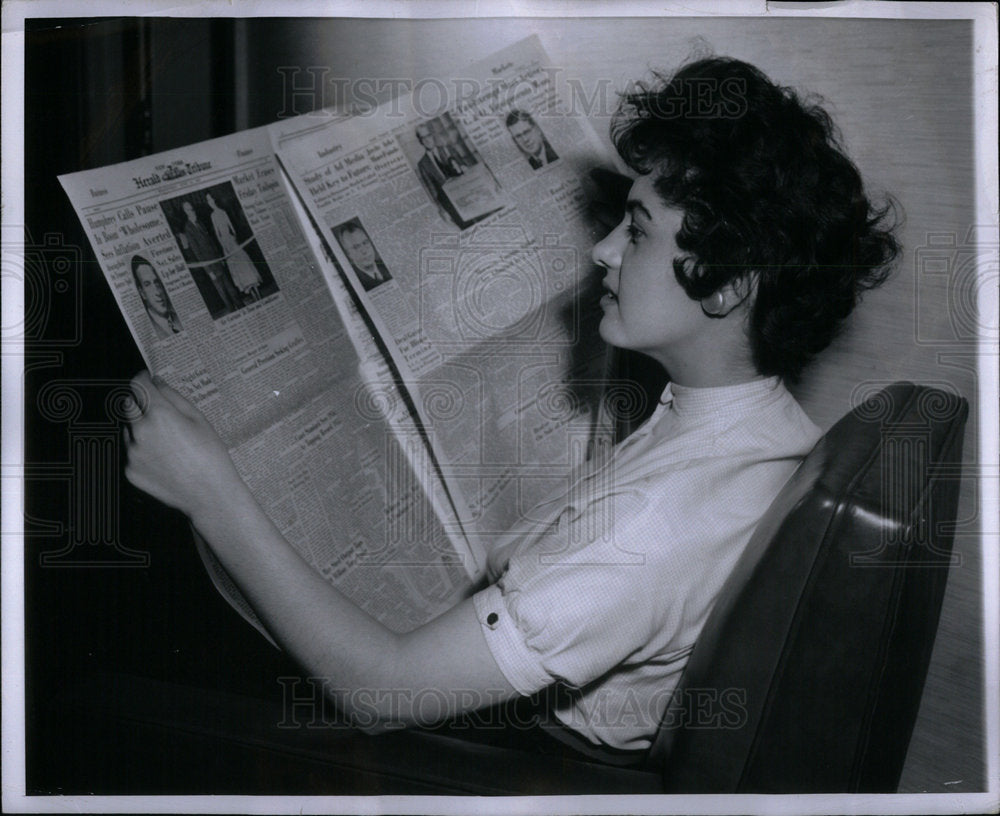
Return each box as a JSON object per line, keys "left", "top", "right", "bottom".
{"left": 701, "top": 290, "right": 727, "bottom": 316}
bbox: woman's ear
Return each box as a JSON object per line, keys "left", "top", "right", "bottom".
{"left": 700, "top": 274, "right": 757, "bottom": 318}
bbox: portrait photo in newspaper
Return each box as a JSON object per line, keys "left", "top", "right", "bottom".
{"left": 130, "top": 254, "right": 184, "bottom": 339}
{"left": 505, "top": 109, "right": 559, "bottom": 170}
{"left": 332, "top": 217, "right": 393, "bottom": 292}
{"left": 405, "top": 112, "right": 506, "bottom": 229}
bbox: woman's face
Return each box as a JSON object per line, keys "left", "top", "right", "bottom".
{"left": 592, "top": 175, "right": 706, "bottom": 366}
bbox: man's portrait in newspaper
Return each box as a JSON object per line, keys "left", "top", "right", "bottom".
{"left": 409, "top": 113, "right": 504, "bottom": 229}
{"left": 333, "top": 218, "right": 392, "bottom": 292}
{"left": 131, "top": 254, "right": 182, "bottom": 339}
{"left": 505, "top": 110, "right": 558, "bottom": 170}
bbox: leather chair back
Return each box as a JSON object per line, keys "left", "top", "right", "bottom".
{"left": 651, "top": 382, "right": 969, "bottom": 793}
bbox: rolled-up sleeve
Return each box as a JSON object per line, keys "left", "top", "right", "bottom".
{"left": 473, "top": 583, "right": 553, "bottom": 694}
{"left": 472, "top": 489, "right": 677, "bottom": 695}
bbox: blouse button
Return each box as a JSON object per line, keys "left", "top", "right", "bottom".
{"left": 486, "top": 612, "right": 499, "bottom": 628}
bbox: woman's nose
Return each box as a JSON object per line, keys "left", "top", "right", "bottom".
{"left": 591, "top": 224, "right": 623, "bottom": 271}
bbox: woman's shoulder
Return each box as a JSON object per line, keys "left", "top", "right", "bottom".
{"left": 694, "top": 379, "right": 821, "bottom": 457}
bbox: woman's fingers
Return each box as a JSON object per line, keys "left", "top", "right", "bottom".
{"left": 120, "top": 368, "right": 240, "bottom": 517}
{"left": 125, "top": 372, "right": 185, "bottom": 451}
{"left": 127, "top": 370, "right": 201, "bottom": 426}
{"left": 127, "top": 370, "right": 158, "bottom": 417}
{"left": 153, "top": 378, "right": 204, "bottom": 422}
{"left": 121, "top": 392, "right": 145, "bottom": 424}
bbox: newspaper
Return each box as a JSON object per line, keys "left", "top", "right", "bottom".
{"left": 58, "top": 35, "right": 618, "bottom": 637}
{"left": 59, "top": 124, "right": 474, "bottom": 637}
{"left": 271, "top": 36, "right": 616, "bottom": 553}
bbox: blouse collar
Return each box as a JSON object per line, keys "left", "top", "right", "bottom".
{"left": 659, "top": 376, "right": 783, "bottom": 420}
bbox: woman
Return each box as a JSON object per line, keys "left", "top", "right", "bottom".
{"left": 123, "top": 57, "right": 898, "bottom": 756}
{"left": 206, "top": 192, "right": 262, "bottom": 302}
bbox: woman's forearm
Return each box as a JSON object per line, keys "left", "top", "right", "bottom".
{"left": 124, "top": 371, "right": 516, "bottom": 724}
{"left": 189, "top": 483, "right": 410, "bottom": 720}
{"left": 188, "top": 481, "right": 516, "bottom": 726}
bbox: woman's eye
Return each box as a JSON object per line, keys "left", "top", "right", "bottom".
{"left": 625, "top": 222, "right": 642, "bottom": 242}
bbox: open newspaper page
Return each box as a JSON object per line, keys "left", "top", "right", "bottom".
{"left": 58, "top": 125, "right": 476, "bottom": 638}
{"left": 271, "top": 35, "right": 619, "bottom": 555}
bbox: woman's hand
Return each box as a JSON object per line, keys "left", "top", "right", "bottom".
{"left": 123, "top": 371, "right": 246, "bottom": 521}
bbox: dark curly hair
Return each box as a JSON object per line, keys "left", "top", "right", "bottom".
{"left": 611, "top": 57, "right": 901, "bottom": 381}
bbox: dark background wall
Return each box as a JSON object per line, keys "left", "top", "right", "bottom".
{"left": 20, "top": 15, "right": 987, "bottom": 795}
{"left": 23, "top": 18, "right": 302, "bottom": 793}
